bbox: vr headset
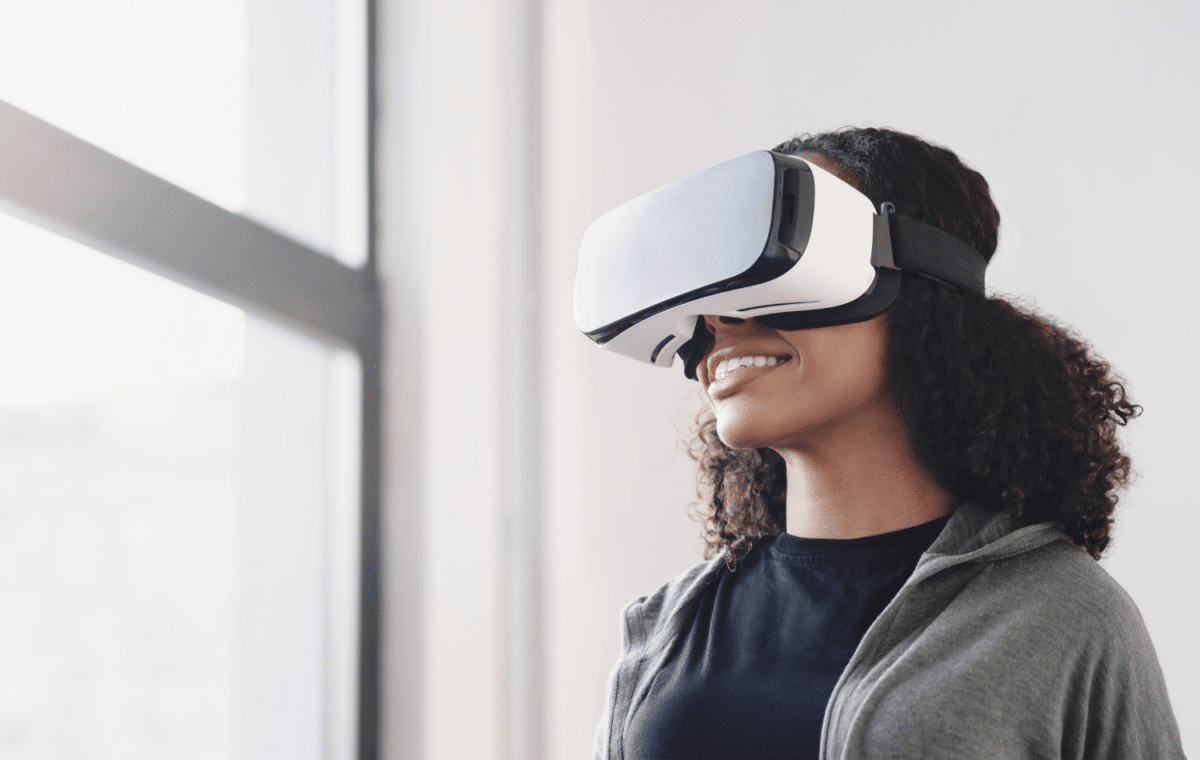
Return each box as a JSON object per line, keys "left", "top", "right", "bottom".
{"left": 574, "top": 151, "right": 988, "bottom": 379}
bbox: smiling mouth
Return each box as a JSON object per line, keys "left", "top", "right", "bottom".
{"left": 711, "top": 355, "right": 791, "bottom": 382}
{"left": 707, "top": 356, "right": 792, "bottom": 397}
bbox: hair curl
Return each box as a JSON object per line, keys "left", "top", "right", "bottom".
{"left": 688, "top": 128, "right": 1140, "bottom": 570}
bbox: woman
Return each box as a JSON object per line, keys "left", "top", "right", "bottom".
{"left": 591, "top": 128, "right": 1184, "bottom": 758}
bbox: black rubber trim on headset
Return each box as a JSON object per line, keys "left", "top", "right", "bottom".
{"left": 679, "top": 269, "right": 903, "bottom": 380}
{"left": 650, "top": 334, "right": 675, "bottom": 364}
{"left": 887, "top": 213, "right": 987, "bottom": 294}
{"left": 682, "top": 316, "right": 713, "bottom": 380}
{"left": 771, "top": 154, "right": 816, "bottom": 261}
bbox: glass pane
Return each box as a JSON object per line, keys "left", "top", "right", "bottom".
{"left": 0, "top": 211, "right": 360, "bottom": 758}
{"left": 245, "top": 0, "right": 368, "bottom": 265}
{"left": 0, "top": 0, "right": 248, "bottom": 212}
{"left": 235, "top": 315, "right": 361, "bottom": 760}
{"left": 0, "top": 0, "right": 368, "bottom": 267}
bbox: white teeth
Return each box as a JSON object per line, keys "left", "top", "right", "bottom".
{"left": 712, "top": 355, "right": 785, "bottom": 382}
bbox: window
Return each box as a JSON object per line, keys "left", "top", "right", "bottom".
{"left": 0, "top": 2, "right": 379, "bottom": 758}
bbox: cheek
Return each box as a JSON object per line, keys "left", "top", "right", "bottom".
{"left": 838, "top": 346, "right": 856, "bottom": 373}
{"left": 835, "top": 322, "right": 889, "bottom": 379}
{"left": 834, "top": 345, "right": 885, "bottom": 386}
{"left": 808, "top": 343, "right": 868, "bottom": 391}
{"left": 804, "top": 330, "right": 892, "bottom": 408}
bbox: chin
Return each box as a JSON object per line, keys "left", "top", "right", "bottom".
{"left": 715, "top": 417, "right": 773, "bottom": 450}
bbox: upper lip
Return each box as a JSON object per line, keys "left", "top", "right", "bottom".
{"left": 706, "top": 344, "right": 794, "bottom": 384}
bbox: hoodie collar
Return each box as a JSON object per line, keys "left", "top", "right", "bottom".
{"left": 923, "top": 499, "right": 1071, "bottom": 565}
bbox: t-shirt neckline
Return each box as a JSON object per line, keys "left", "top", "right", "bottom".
{"left": 769, "top": 514, "right": 951, "bottom": 560}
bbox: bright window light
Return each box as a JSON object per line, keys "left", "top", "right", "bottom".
{"left": 0, "top": 212, "right": 245, "bottom": 408}
{"left": 0, "top": 0, "right": 248, "bottom": 212}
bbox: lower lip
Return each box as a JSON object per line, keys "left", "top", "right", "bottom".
{"left": 707, "top": 359, "right": 791, "bottom": 400}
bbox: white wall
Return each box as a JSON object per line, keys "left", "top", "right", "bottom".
{"left": 378, "top": 2, "right": 1199, "bottom": 758}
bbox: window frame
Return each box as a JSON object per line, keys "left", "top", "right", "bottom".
{"left": 0, "top": 17, "right": 384, "bottom": 755}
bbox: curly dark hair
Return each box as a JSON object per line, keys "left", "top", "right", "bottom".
{"left": 687, "top": 127, "right": 1140, "bottom": 571}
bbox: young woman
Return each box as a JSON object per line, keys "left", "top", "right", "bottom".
{"left": 591, "top": 128, "right": 1184, "bottom": 759}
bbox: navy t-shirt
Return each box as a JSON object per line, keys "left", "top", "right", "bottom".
{"left": 624, "top": 515, "right": 950, "bottom": 760}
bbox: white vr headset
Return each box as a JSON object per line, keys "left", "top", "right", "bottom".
{"left": 574, "top": 150, "right": 988, "bottom": 379}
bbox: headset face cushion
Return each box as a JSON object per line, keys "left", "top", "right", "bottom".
{"left": 678, "top": 269, "right": 903, "bottom": 380}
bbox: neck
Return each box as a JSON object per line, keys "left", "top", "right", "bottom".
{"left": 778, "top": 403, "right": 956, "bottom": 539}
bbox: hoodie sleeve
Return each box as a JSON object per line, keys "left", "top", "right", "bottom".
{"left": 1059, "top": 576, "right": 1186, "bottom": 759}
{"left": 593, "top": 556, "right": 726, "bottom": 760}
{"left": 593, "top": 593, "right": 647, "bottom": 760}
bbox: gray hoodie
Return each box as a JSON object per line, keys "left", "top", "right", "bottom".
{"left": 594, "top": 501, "right": 1185, "bottom": 759}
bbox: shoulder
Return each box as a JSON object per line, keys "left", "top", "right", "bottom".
{"left": 961, "top": 538, "right": 1176, "bottom": 707}
{"left": 921, "top": 535, "right": 1166, "bottom": 678}
{"left": 619, "top": 553, "right": 726, "bottom": 657}
{"left": 989, "top": 539, "right": 1153, "bottom": 646}
{"left": 860, "top": 537, "right": 1184, "bottom": 755}
{"left": 1011, "top": 542, "right": 1186, "bottom": 753}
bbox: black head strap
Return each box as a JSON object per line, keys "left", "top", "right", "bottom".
{"left": 875, "top": 206, "right": 988, "bottom": 293}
